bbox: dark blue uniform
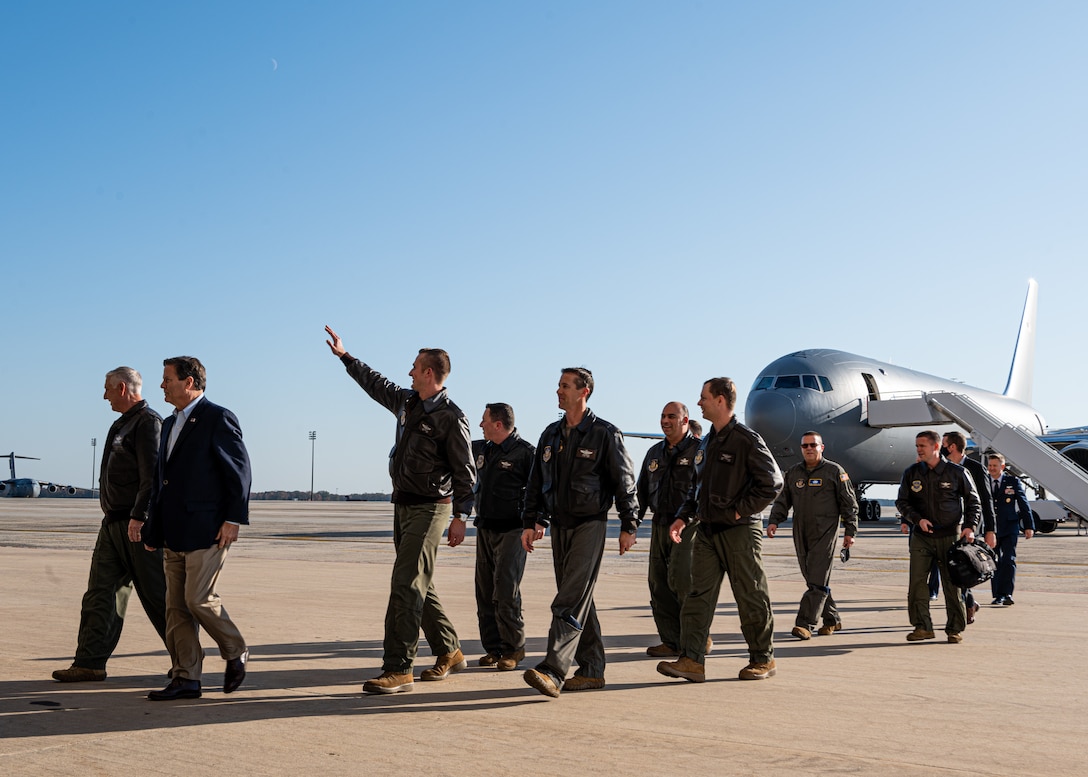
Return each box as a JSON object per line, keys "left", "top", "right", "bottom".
{"left": 990, "top": 473, "right": 1033, "bottom": 602}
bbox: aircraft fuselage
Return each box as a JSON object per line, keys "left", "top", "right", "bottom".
{"left": 0, "top": 479, "right": 43, "bottom": 498}
{"left": 744, "top": 349, "right": 1046, "bottom": 486}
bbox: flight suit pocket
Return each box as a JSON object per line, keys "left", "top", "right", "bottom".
{"left": 569, "top": 479, "right": 602, "bottom": 516}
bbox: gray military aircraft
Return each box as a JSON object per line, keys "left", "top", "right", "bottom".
{"left": 744, "top": 280, "right": 1088, "bottom": 530}
{"left": 0, "top": 453, "right": 77, "bottom": 498}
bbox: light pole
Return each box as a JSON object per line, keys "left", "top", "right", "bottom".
{"left": 309, "top": 431, "right": 317, "bottom": 501}
{"left": 90, "top": 437, "right": 97, "bottom": 499}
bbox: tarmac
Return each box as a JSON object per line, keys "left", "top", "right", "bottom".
{"left": 2, "top": 499, "right": 1086, "bottom": 777}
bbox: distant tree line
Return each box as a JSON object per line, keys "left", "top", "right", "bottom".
{"left": 37, "top": 489, "right": 391, "bottom": 502}
{"left": 250, "top": 490, "right": 391, "bottom": 502}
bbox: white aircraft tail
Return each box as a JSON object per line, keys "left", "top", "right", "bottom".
{"left": 1002, "top": 279, "right": 1038, "bottom": 404}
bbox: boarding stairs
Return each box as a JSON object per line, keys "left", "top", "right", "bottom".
{"left": 869, "top": 391, "right": 1088, "bottom": 521}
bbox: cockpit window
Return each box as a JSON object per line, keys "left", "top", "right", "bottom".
{"left": 755, "top": 374, "right": 834, "bottom": 392}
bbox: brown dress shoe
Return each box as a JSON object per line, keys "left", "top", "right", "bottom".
{"left": 791, "top": 626, "right": 812, "bottom": 640}
{"left": 496, "top": 649, "right": 525, "bottom": 671}
{"left": 478, "top": 653, "right": 500, "bottom": 667}
{"left": 817, "top": 623, "right": 842, "bottom": 636}
{"left": 420, "top": 649, "right": 467, "bottom": 681}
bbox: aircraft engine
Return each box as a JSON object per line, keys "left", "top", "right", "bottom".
{"left": 1059, "top": 441, "right": 1088, "bottom": 473}
{"left": 44, "top": 484, "right": 78, "bottom": 495}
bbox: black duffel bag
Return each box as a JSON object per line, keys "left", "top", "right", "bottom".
{"left": 947, "top": 537, "right": 998, "bottom": 588}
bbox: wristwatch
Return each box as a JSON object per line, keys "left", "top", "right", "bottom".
{"left": 452, "top": 514, "right": 469, "bottom": 523}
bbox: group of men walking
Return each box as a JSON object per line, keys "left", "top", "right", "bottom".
{"left": 321, "top": 329, "right": 791, "bottom": 695}
{"left": 51, "top": 334, "right": 1036, "bottom": 701}
{"left": 53, "top": 358, "right": 252, "bottom": 700}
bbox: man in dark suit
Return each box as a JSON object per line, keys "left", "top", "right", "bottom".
{"left": 142, "top": 356, "right": 252, "bottom": 700}
{"left": 987, "top": 452, "right": 1034, "bottom": 605}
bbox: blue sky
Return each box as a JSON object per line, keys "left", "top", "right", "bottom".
{"left": 3, "top": 2, "right": 1085, "bottom": 493}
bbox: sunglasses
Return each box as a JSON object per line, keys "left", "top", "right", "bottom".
{"left": 800, "top": 443, "right": 821, "bottom": 449}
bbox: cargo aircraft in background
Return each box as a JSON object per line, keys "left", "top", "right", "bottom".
{"left": 744, "top": 279, "right": 1088, "bottom": 531}
{"left": 0, "top": 453, "right": 77, "bottom": 498}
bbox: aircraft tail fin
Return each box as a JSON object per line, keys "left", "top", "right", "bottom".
{"left": 5, "top": 453, "right": 40, "bottom": 480}
{"left": 1002, "top": 279, "right": 1038, "bottom": 404}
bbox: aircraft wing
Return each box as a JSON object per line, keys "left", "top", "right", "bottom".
{"left": 1039, "top": 429, "right": 1088, "bottom": 470}
{"left": 1041, "top": 427, "right": 1088, "bottom": 443}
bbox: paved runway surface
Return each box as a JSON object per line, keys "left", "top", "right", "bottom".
{"left": 2, "top": 500, "right": 1086, "bottom": 776}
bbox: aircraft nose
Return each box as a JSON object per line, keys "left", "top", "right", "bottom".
{"left": 744, "top": 390, "right": 796, "bottom": 448}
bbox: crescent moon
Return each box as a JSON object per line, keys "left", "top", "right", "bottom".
{"left": 271, "top": 58, "right": 278, "bottom": 71}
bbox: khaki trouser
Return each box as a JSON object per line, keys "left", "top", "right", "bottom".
{"left": 163, "top": 545, "right": 246, "bottom": 681}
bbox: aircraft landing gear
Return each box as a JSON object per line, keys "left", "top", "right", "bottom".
{"left": 858, "top": 499, "right": 882, "bottom": 522}
{"left": 1032, "top": 509, "right": 1058, "bottom": 534}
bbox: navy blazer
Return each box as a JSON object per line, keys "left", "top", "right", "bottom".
{"left": 143, "top": 397, "right": 252, "bottom": 552}
{"left": 991, "top": 473, "right": 1033, "bottom": 537}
